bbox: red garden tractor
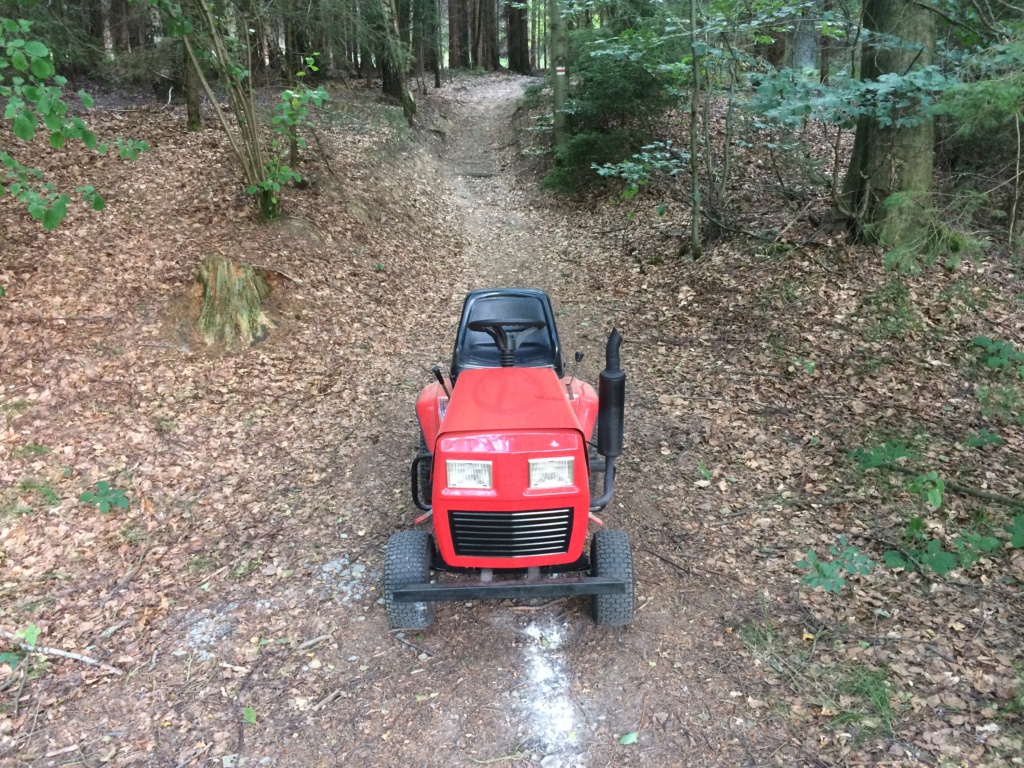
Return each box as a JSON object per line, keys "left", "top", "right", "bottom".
{"left": 384, "top": 288, "right": 633, "bottom": 629}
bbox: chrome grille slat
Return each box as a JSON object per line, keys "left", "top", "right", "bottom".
{"left": 449, "top": 508, "right": 573, "bottom": 558}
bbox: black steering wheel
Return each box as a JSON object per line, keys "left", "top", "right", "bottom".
{"left": 467, "top": 319, "right": 546, "bottom": 367}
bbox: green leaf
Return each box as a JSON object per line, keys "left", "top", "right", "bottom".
{"left": 49, "top": 131, "right": 64, "bottom": 149}
{"left": 11, "top": 50, "right": 28, "bottom": 72}
{"left": 30, "top": 57, "right": 54, "bottom": 80}
{"left": 618, "top": 731, "right": 638, "bottom": 745}
{"left": 13, "top": 110, "right": 37, "bottom": 141}
{"left": 15, "top": 622, "right": 40, "bottom": 648}
{"left": 243, "top": 706, "right": 257, "bottom": 725}
{"left": 884, "top": 551, "right": 909, "bottom": 570}
{"left": 24, "top": 41, "right": 48, "bottom": 58}
{"left": 41, "top": 198, "right": 67, "bottom": 230}
{"left": 79, "top": 91, "right": 95, "bottom": 108}
{"left": 1005, "top": 516, "right": 1024, "bottom": 548}
{"left": 0, "top": 651, "right": 22, "bottom": 668}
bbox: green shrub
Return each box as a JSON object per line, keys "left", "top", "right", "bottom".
{"left": 544, "top": 28, "right": 679, "bottom": 190}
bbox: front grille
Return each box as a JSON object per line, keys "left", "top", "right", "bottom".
{"left": 448, "top": 508, "right": 573, "bottom": 558}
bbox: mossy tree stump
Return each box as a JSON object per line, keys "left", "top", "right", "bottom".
{"left": 196, "top": 255, "right": 273, "bottom": 348}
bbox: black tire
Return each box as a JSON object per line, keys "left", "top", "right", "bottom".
{"left": 384, "top": 530, "right": 436, "bottom": 629}
{"left": 591, "top": 529, "right": 634, "bottom": 626}
{"left": 418, "top": 431, "right": 432, "bottom": 504}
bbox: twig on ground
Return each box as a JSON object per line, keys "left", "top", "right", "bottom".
{"left": 469, "top": 749, "right": 531, "bottom": 764}
{"left": 193, "top": 565, "right": 228, "bottom": 590}
{"left": 392, "top": 634, "right": 434, "bottom": 657}
{"left": 296, "top": 634, "right": 333, "bottom": 651}
{"left": 313, "top": 688, "right": 344, "bottom": 711}
{"left": 882, "top": 462, "right": 1024, "bottom": 510}
{"left": 509, "top": 598, "right": 565, "bottom": 611}
{"left": 0, "top": 631, "right": 123, "bottom": 675}
{"left": 174, "top": 742, "right": 211, "bottom": 768}
{"left": 311, "top": 125, "right": 342, "bottom": 181}
{"left": 99, "top": 538, "right": 151, "bottom": 609}
{"left": 637, "top": 691, "right": 648, "bottom": 736}
{"left": 641, "top": 546, "right": 740, "bottom": 583}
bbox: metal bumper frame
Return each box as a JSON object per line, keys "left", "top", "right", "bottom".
{"left": 391, "top": 574, "right": 626, "bottom": 603}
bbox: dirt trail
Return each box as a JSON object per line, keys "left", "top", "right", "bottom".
{"left": 1, "top": 76, "right": 792, "bottom": 768}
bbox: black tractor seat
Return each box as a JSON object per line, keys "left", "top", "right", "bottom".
{"left": 450, "top": 289, "right": 563, "bottom": 383}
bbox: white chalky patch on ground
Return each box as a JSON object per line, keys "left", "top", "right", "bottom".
{"left": 519, "top": 621, "right": 585, "bottom": 767}
{"left": 317, "top": 556, "right": 374, "bottom": 605}
{"left": 178, "top": 603, "right": 239, "bottom": 662}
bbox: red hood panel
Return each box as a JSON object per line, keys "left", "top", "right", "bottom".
{"left": 440, "top": 368, "right": 581, "bottom": 435}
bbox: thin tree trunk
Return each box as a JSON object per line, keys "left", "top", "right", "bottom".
{"left": 820, "top": 0, "right": 833, "bottom": 82}
{"left": 688, "top": 0, "right": 702, "bottom": 258}
{"left": 184, "top": 39, "right": 202, "bottom": 131}
{"left": 550, "top": 0, "right": 568, "bottom": 151}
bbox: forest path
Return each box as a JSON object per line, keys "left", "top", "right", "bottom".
{"left": 384, "top": 74, "right": 776, "bottom": 768}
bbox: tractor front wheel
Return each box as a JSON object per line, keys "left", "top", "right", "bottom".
{"left": 384, "top": 530, "right": 436, "bottom": 629}
{"left": 591, "top": 529, "right": 634, "bottom": 626}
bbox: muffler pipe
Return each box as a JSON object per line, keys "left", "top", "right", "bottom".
{"left": 597, "top": 329, "right": 625, "bottom": 458}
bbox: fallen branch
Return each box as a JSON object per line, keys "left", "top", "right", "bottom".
{"left": 881, "top": 463, "right": 1024, "bottom": 510}
{"left": 313, "top": 687, "right": 344, "bottom": 711}
{"left": 296, "top": 634, "right": 333, "bottom": 651}
{"left": 0, "top": 630, "right": 123, "bottom": 675}
{"left": 391, "top": 634, "right": 434, "bottom": 657}
{"left": 99, "top": 539, "right": 150, "bottom": 609}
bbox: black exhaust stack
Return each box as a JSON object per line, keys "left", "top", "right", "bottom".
{"left": 597, "top": 329, "right": 625, "bottom": 458}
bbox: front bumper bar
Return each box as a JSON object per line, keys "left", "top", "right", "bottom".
{"left": 392, "top": 575, "right": 626, "bottom": 603}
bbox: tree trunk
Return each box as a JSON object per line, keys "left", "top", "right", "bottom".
{"left": 506, "top": 0, "right": 530, "bottom": 74}
{"left": 472, "top": 0, "right": 500, "bottom": 69}
{"left": 109, "top": 0, "right": 130, "bottom": 50}
{"left": 551, "top": 0, "right": 567, "bottom": 150}
{"left": 449, "top": 0, "right": 470, "bottom": 68}
{"left": 840, "top": 0, "right": 935, "bottom": 237}
{"left": 373, "top": 0, "right": 416, "bottom": 122}
{"left": 688, "top": 0, "right": 702, "bottom": 258}
{"left": 820, "top": 0, "right": 833, "bottom": 83}
{"left": 184, "top": 40, "right": 202, "bottom": 131}
{"left": 196, "top": 256, "right": 272, "bottom": 348}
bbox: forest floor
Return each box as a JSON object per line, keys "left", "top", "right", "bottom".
{"left": 1, "top": 74, "right": 1023, "bottom": 768}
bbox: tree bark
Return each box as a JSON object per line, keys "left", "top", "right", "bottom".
{"left": 551, "top": 0, "right": 567, "bottom": 150}
{"left": 840, "top": 0, "right": 935, "bottom": 235}
{"left": 184, "top": 40, "right": 202, "bottom": 131}
{"left": 820, "top": 0, "right": 833, "bottom": 83}
{"left": 472, "top": 0, "right": 500, "bottom": 69}
{"left": 449, "top": 0, "right": 470, "bottom": 67}
{"left": 506, "top": 0, "right": 530, "bottom": 74}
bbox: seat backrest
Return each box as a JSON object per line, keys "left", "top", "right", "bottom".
{"left": 450, "top": 289, "right": 563, "bottom": 382}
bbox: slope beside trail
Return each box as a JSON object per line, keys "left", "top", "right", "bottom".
{"left": 2, "top": 74, "right": 813, "bottom": 768}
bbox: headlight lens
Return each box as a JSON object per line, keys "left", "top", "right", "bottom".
{"left": 446, "top": 460, "right": 492, "bottom": 489}
{"left": 529, "top": 457, "right": 575, "bottom": 488}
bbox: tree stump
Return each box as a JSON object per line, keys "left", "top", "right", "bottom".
{"left": 195, "top": 255, "right": 272, "bottom": 348}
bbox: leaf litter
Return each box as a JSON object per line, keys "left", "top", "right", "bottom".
{"left": 0, "top": 73, "right": 1021, "bottom": 767}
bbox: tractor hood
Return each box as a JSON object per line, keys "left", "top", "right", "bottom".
{"left": 439, "top": 367, "right": 580, "bottom": 435}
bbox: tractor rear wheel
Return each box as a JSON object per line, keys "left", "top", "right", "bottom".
{"left": 591, "top": 529, "right": 634, "bottom": 626}
{"left": 384, "top": 530, "right": 436, "bottom": 629}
